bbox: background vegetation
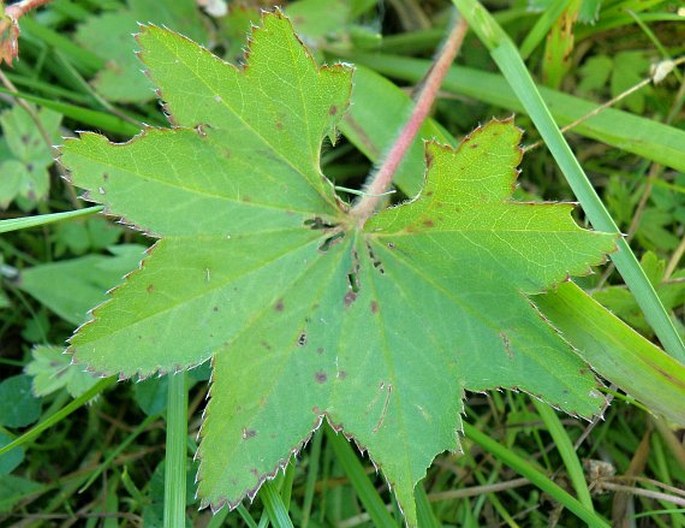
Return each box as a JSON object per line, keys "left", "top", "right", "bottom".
{"left": 0, "top": 0, "right": 683, "bottom": 526}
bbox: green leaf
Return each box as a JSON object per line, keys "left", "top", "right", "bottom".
{"left": 0, "top": 431, "right": 24, "bottom": 475}
{"left": 75, "top": 0, "right": 208, "bottom": 103}
{"left": 18, "top": 245, "right": 146, "bottom": 325}
{"left": 25, "top": 345, "right": 99, "bottom": 399}
{"left": 0, "top": 475, "right": 42, "bottom": 513}
{"left": 0, "top": 375, "right": 42, "bottom": 429}
{"left": 0, "top": 104, "right": 61, "bottom": 208}
{"left": 60, "top": 13, "right": 615, "bottom": 524}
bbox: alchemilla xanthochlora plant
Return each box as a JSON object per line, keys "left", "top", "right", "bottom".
{"left": 59, "top": 12, "right": 615, "bottom": 524}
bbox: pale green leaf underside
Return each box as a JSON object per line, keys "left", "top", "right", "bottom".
{"left": 60, "top": 13, "right": 615, "bottom": 524}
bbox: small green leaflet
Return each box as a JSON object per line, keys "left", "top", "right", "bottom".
{"left": 60, "top": 12, "right": 615, "bottom": 525}
{"left": 0, "top": 104, "right": 61, "bottom": 210}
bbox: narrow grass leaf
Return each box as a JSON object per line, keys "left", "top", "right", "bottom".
{"left": 326, "top": 428, "right": 397, "bottom": 528}
{"left": 531, "top": 399, "right": 594, "bottom": 510}
{"left": 463, "top": 422, "right": 610, "bottom": 527}
{"left": 164, "top": 372, "right": 188, "bottom": 528}
{"left": 0, "top": 206, "right": 103, "bottom": 234}
{"left": 260, "top": 481, "right": 295, "bottom": 528}
{"left": 535, "top": 282, "right": 685, "bottom": 425}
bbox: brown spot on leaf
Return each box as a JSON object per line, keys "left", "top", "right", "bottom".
{"left": 370, "top": 300, "right": 379, "bottom": 314}
{"left": 499, "top": 331, "right": 513, "bottom": 359}
{"left": 146, "top": 284, "right": 154, "bottom": 294}
{"left": 469, "top": 143, "right": 479, "bottom": 149}
{"left": 344, "top": 290, "right": 357, "bottom": 307}
{"left": 274, "top": 299, "right": 284, "bottom": 312}
{"left": 242, "top": 428, "right": 257, "bottom": 440}
{"left": 213, "top": 306, "right": 219, "bottom": 312}
{"left": 20, "top": 134, "right": 29, "bottom": 144}
{"left": 250, "top": 468, "right": 259, "bottom": 476}
{"left": 329, "top": 105, "right": 338, "bottom": 115}
{"left": 261, "top": 340, "right": 272, "bottom": 351}
{"left": 422, "top": 219, "right": 434, "bottom": 228}
{"left": 315, "top": 372, "right": 327, "bottom": 383}
{"left": 316, "top": 347, "right": 324, "bottom": 355}
{"left": 275, "top": 121, "right": 283, "bottom": 130}
{"left": 338, "top": 370, "right": 347, "bottom": 380}
{"left": 102, "top": 172, "right": 109, "bottom": 181}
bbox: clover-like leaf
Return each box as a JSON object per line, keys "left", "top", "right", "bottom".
{"left": 0, "top": 104, "right": 61, "bottom": 209}
{"left": 60, "top": 12, "right": 615, "bottom": 525}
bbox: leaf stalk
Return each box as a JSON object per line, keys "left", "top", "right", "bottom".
{"left": 350, "top": 15, "right": 468, "bottom": 225}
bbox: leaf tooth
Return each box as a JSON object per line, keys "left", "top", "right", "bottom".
{"left": 197, "top": 413, "right": 326, "bottom": 513}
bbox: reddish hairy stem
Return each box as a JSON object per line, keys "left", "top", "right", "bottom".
{"left": 0, "top": 0, "right": 53, "bottom": 34}
{"left": 350, "top": 15, "right": 468, "bottom": 225}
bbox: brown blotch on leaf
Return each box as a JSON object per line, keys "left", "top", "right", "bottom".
{"left": 242, "top": 428, "right": 257, "bottom": 440}
{"left": 274, "top": 299, "right": 284, "bottom": 312}
{"left": 315, "top": 372, "right": 327, "bottom": 384}
{"left": 344, "top": 290, "right": 357, "bottom": 307}
{"left": 370, "top": 300, "right": 379, "bottom": 314}
{"left": 275, "top": 121, "right": 283, "bottom": 130}
{"left": 329, "top": 105, "right": 338, "bottom": 115}
{"left": 469, "top": 143, "right": 479, "bottom": 149}
{"left": 422, "top": 219, "right": 434, "bottom": 228}
{"left": 499, "top": 331, "right": 514, "bottom": 359}
{"left": 146, "top": 284, "right": 154, "bottom": 293}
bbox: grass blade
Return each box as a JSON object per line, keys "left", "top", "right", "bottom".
{"left": 261, "top": 480, "right": 295, "bottom": 528}
{"left": 164, "top": 372, "right": 188, "bottom": 528}
{"left": 0, "top": 378, "right": 114, "bottom": 457}
{"left": 535, "top": 282, "right": 685, "bottom": 425}
{"left": 0, "top": 87, "right": 141, "bottom": 136}
{"left": 0, "top": 206, "right": 103, "bottom": 234}
{"left": 463, "top": 422, "right": 610, "bottom": 527}
{"left": 326, "top": 427, "right": 398, "bottom": 527}
{"left": 531, "top": 399, "right": 594, "bottom": 510}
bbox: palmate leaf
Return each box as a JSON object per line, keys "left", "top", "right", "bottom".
{"left": 60, "top": 12, "right": 615, "bottom": 524}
